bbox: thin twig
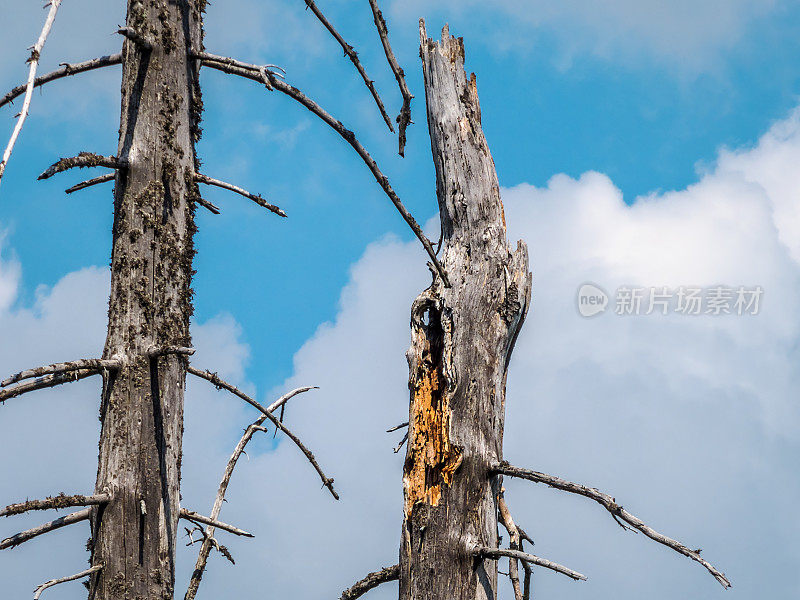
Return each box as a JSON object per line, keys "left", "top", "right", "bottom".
{"left": 184, "top": 389, "right": 313, "bottom": 598}
{"left": 498, "top": 492, "right": 524, "bottom": 600}
{"left": 266, "top": 386, "right": 317, "bottom": 414}
{"left": 476, "top": 547, "right": 587, "bottom": 582}
{"left": 194, "top": 195, "right": 220, "bottom": 215}
{"left": 0, "top": 54, "right": 122, "bottom": 110}
{"left": 1, "top": 493, "right": 110, "bottom": 518}
{"left": 197, "top": 52, "right": 449, "bottom": 286}
{"left": 64, "top": 173, "right": 115, "bottom": 194}
{"left": 184, "top": 386, "right": 316, "bottom": 600}
{"left": 393, "top": 431, "right": 408, "bottom": 454}
{"left": 386, "top": 421, "right": 408, "bottom": 433}
{"left": 179, "top": 509, "right": 253, "bottom": 538}
{"left": 367, "top": 0, "right": 413, "bottom": 156}
{"left": 187, "top": 366, "right": 339, "bottom": 499}
{"left": 0, "top": 0, "right": 63, "bottom": 189}
{"left": 300, "top": 0, "right": 393, "bottom": 132}
{"left": 33, "top": 565, "right": 103, "bottom": 600}
{"left": 0, "top": 369, "right": 99, "bottom": 404}
{"left": 0, "top": 508, "right": 91, "bottom": 550}
{"left": 184, "top": 525, "right": 235, "bottom": 562}
{"left": 38, "top": 153, "right": 119, "bottom": 180}
{"left": 340, "top": 564, "right": 399, "bottom": 600}
{"left": 2, "top": 359, "right": 120, "bottom": 387}
{"left": 194, "top": 173, "right": 286, "bottom": 217}
{"left": 522, "top": 558, "right": 531, "bottom": 600}
{"left": 494, "top": 462, "right": 731, "bottom": 588}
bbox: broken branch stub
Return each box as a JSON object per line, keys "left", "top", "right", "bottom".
{"left": 340, "top": 564, "right": 400, "bottom": 600}
{"left": 1, "top": 493, "right": 110, "bottom": 518}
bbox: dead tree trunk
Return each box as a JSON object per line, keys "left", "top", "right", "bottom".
{"left": 89, "top": 2, "right": 203, "bottom": 598}
{"left": 399, "top": 23, "right": 532, "bottom": 600}
{"left": 1, "top": 1, "right": 441, "bottom": 596}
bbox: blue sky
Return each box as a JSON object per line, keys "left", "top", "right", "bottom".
{"left": 2, "top": 0, "right": 800, "bottom": 392}
{"left": 1, "top": 2, "right": 799, "bottom": 600}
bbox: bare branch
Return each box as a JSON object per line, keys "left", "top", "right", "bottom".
{"left": 494, "top": 461, "right": 731, "bottom": 588}
{"left": 386, "top": 421, "right": 408, "bottom": 433}
{"left": 194, "top": 195, "right": 220, "bottom": 215}
{"left": 340, "top": 564, "right": 399, "bottom": 600}
{"left": 299, "top": 0, "right": 393, "bottom": 132}
{"left": 476, "top": 547, "right": 587, "bottom": 582}
{"left": 184, "top": 385, "right": 316, "bottom": 600}
{"left": 197, "top": 52, "right": 449, "bottom": 286}
{"left": 393, "top": 431, "right": 408, "bottom": 454}
{"left": 179, "top": 509, "right": 253, "bottom": 538}
{"left": 367, "top": 0, "right": 413, "bottom": 156}
{"left": 64, "top": 173, "right": 115, "bottom": 194}
{"left": 2, "top": 358, "right": 120, "bottom": 387}
{"left": 33, "top": 565, "right": 103, "bottom": 600}
{"left": 0, "top": 54, "right": 122, "bottom": 110}
{"left": 0, "top": 369, "right": 99, "bottom": 404}
{"left": 266, "top": 385, "right": 317, "bottom": 414}
{"left": 1, "top": 492, "right": 110, "bottom": 518}
{"left": 38, "top": 152, "right": 119, "bottom": 180}
{"left": 187, "top": 366, "right": 339, "bottom": 499}
{"left": 116, "top": 27, "right": 153, "bottom": 51}
{"left": 146, "top": 346, "right": 195, "bottom": 358}
{"left": 194, "top": 173, "right": 286, "bottom": 217}
{"left": 0, "top": 0, "right": 63, "bottom": 189}
{"left": 498, "top": 493, "right": 523, "bottom": 600}
{"left": 186, "top": 53, "right": 284, "bottom": 80}
{"left": 0, "top": 508, "right": 91, "bottom": 550}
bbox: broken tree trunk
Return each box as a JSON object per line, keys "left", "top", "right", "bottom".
{"left": 399, "top": 22, "right": 531, "bottom": 600}
{"left": 89, "top": 1, "right": 204, "bottom": 598}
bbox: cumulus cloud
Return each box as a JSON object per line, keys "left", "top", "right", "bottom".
{"left": 0, "top": 249, "right": 253, "bottom": 599}
{"left": 0, "top": 0, "right": 124, "bottom": 122}
{"left": 392, "top": 0, "right": 778, "bottom": 71}
{"left": 2, "top": 61, "right": 800, "bottom": 600}
{"left": 173, "top": 105, "right": 800, "bottom": 600}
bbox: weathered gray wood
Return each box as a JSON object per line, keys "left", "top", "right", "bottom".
{"left": 399, "top": 21, "right": 531, "bottom": 600}
{"left": 1, "top": 359, "right": 120, "bottom": 387}
{"left": 1, "top": 493, "right": 110, "bottom": 517}
{"left": 89, "top": 1, "right": 205, "bottom": 598}
{"left": 0, "top": 54, "right": 122, "bottom": 110}
{"left": 494, "top": 462, "right": 731, "bottom": 587}
{"left": 0, "top": 508, "right": 91, "bottom": 550}
{"left": 33, "top": 565, "right": 103, "bottom": 600}
{"left": 339, "top": 564, "right": 400, "bottom": 600}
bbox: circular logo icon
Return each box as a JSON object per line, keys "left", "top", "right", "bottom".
{"left": 577, "top": 283, "right": 608, "bottom": 317}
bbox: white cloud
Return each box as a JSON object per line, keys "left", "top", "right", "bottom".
{"left": 0, "top": 233, "right": 20, "bottom": 313}
{"left": 173, "top": 104, "right": 800, "bottom": 600}
{"left": 0, "top": 0, "right": 123, "bottom": 121}
{"left": 2, "top": 63, "right": 800, "bottom": 600}
{"left": 0, "top": 254, "right": 254, "bottom": 599}
{"left": 392, "top": 0, "right": 779, "bottom": 71}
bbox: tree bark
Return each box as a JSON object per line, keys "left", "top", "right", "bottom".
{"left": 89, "top": 1, "right": 204, "bottom": 598}
{"left": 399, "top": 22, "right": 531, "bottom": 600}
